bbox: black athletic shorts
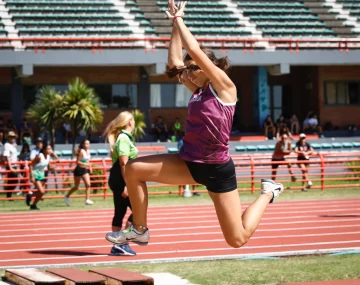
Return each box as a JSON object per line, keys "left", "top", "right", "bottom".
{"left": 297, "top": 156, "right": 310, "bottom": 166}
{"left": 185, "top": 158, "right": 237, "bottom": 193}
{"left": 73, "top": 166, "right": 89, "bottom": 177}
{"left": 271, "top": 157, "right": 286, "bottom": 169}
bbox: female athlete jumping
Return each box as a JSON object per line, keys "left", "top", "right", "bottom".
{"left": 106, "top": 1, "right": 284, "bottom": 248}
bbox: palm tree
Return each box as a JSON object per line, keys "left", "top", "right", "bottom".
{"left": 62, "top": 77, "right": 103, "bottom": 156}
{"left": 27, "top": 86, "right": 64, "bottom": 148}
{"left": 132, "top": 109, "right": 147, "bottom": 142}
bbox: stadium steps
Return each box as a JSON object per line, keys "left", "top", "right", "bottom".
{"left": 236, "top": 0, "right": 337, "bottom": 38}
{"left": 304, "top": 0, "right": 356, "bottom": 37}
{"left": 0, "top": 0, "right": 22, "bottom": 49}
{"left": 136, "top": 0, "right": 257, "bottom": 38}
{"left": 5, "top": 0, "right": 155, "bottom": 37}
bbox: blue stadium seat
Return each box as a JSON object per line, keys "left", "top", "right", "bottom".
{"left": 311, "top": 143, "right": 322, "bottom": 150}
{"left": 257, "top": 145, "right": 269, "bottom": 151}
{"left": 342, "top": 142, "right": 353, "bottom": 149}
{"left": 352, "top": 142, "right": 360, "bottom": 148}
{"left": 54, "top": 150, "right": 62, "bottom": 157}
{"left": 235, "top": 146, "right": 246, "bottom": 152}
{"left": 90, "top": 149, "right": 98, "bottom": 156}
{"left": 331, "top": 143, "right": 342, "bottom": 149}
{"left": 61, "top": 150, "right": 73, "bottom": 156}
{"left": 168, "top": 147, "right": 179, "bottom": 154}
{"left": 321, "top": 143, "right": 332, "bottom": 149}
{"left": 97, "top": 149, "right": 109, "bottom": 155}
{"left": 267, "top": 144, "right": 276, "bottom": 151}
{"left": 246, "top": 145, "right": 258, "bottom": 152}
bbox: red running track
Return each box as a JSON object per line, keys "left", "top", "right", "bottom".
{"left": 0, "top": 198, "right": 359, "bottom": 269}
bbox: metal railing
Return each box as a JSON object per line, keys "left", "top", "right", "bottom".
{"left": 0, "top": 151, "right": 359, "bottom": 201}
{"left": 0, "top": 37, "right": 359, "bottom": 52}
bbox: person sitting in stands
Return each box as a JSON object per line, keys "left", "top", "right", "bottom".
{"left": 290, "top": 114, "right": 300, "bottom": 135}
{"left": 172, "top": 117, "right": 183, "bottom": 140}
{"left": 20, "top": 118, "right": 33, "bottom": 145}
{"left": 153, "top": 116, "right": 170, "bottom": 143}
{"left": 303, "top": 113, "right": 324, "bottom": 138}
{"left": 263, "top": 115, "right": 276, "bottom": 140}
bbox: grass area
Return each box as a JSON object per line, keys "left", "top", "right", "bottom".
{"left": 0, "top": 187, "right": 359, "bottom": 213}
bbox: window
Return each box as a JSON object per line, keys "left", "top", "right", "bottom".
{"left": 112, "top": 84, "right": 138, "bottom": 108}
{"left": 150, "top": 84, "right": 192, "bottom": 108}
{"left": 0, "top": 85, "right": 11, "bottom": 110}
{"left": 325, "top": 81, "right": 360, "bottom": 105}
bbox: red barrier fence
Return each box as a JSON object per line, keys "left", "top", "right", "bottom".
{"left": 0, "top": 37, "right": 359, "bottom": 53}
{"left": 0, "top": 151, "right": 359, "bottom": 201}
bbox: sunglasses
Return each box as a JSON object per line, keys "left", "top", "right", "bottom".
{"left": 186, "top": 65, "right": 201, "bottom": 72}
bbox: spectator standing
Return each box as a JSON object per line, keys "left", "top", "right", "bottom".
{"left": 19, "top": 143, "right": 31, "bottom": 194}
{"left": 3, "top": 131, "right": 19, "bottom": 199}
{"left": 295, "top": 133, "right": 314, "bottom": 192}
{"left": 263, "top": 115, "right": 276, "bottom": 140}
{"left": 104, "top": 111, "right": 137, "bottom": 256}
{"left": 271, "top": 134, "right": 296, "bottom": 182}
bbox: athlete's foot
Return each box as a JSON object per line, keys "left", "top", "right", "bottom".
{"left": 110, "top": 243, "right": 136, "bottom": 256}
{"left": 261, "top": 179, "right": 284, "bottom": 203}
{"left": 301, "top": 188, "right": 308, "bottom": 192}
{"left": 85, "top": 199, "right": 94, "bottom": 205}
{"left": 307, "top": 180, "right": 313, "bottom": 188}
{"left": 106, "top": 224, "right": 149, "bottom": 246}
{"left": 291, "top": 176, "right": 297, "bottom": 182}
{"left": 64, "top": 195, "right": 71, "bottom": 206}
{"left": 30, "top": 204, "right": 40, "bottom": 210}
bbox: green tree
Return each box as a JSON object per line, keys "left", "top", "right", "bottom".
{"left": 27, "top": 86, "right": 64, "bottom": 148}
{"left": 62, "top": 77, "right": 103, "bottom": 156}
{"left": 132, "top": 109, "right": 146, "bottom": 142}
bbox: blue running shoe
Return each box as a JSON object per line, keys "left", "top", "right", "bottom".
{"left": 110, "top": 243, "right": 136, "bottom": 256}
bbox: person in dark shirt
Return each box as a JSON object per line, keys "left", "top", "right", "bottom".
{"left": 295, "top": 133, "right": 314, "bottom": 192}
{"left": 153, "top": 116, "right": 170, "bottom": 143}
{"left": 271, "top": 133, "right": 296, "bottom": 182}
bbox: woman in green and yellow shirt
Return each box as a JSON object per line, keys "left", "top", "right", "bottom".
{"left": 104, "top": 111, "right": 137, "bottom": 256}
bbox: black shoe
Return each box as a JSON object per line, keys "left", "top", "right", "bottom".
{"left": 26, "top": 194, "right": 31, "bottom": 206}
{"left": 30, "top": 204, "right": 40, "bottom": 210}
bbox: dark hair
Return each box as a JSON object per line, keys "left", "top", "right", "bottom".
{"left": 75, "top": 139, "right": 88, "bottom": 156}
{"left": 165, "top": 47, "right": 231, "bottom": 78}
{"left": 21, "top": 143, "right": 30, "bottom": 154}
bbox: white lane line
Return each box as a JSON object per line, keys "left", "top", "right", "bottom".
{"left": 1, "top": 208, "right": 359, "bottom": 226}
{"left": 1, "top": 231, "right": 360, "bottom": 253}
{"left": 0, "top": 198, "right": 358, "bottom": 218}
{"left": 0, "top": 201, "right": 356, "bottom": 219}
{"left": 1, "top": 223, "right": 360, "bottom": 239}
{"left": 0, "top": 241, "right": 360, "bottom": 263}
{"left": 2, "top": 211, "right": 360, "bottom": 231}
{"left": 1, "top": 229, "right": 360, "bottom": 246}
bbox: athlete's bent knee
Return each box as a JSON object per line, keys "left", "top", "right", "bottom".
{"left": 225, "top": 235, "right": 249, "bottom": 248}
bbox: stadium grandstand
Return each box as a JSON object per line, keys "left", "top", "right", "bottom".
{"left": 0, "top": 0, "right": 360, "bottom": 147}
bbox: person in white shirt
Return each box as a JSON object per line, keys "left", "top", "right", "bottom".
{"left": 27, "top": 144, "right": 55, "bottom": 210}
{"left": 30, "top": 137, "right": 59, "bottom": 186}
{"left": 3, "top": 131, "right": 19, "bottom": 199}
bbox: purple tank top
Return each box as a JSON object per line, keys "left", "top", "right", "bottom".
{"left": 179, "top": 84, "right": 235, "bottom": 164}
